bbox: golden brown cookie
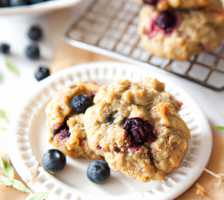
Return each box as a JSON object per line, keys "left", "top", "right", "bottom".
{"left": 139, "top": 6, "right": 224, "bottom": 60}
{"left": 46, "top": 82, "right": 103, "bottom": 160}
{"left": 84, "top": 78, "right": 190, "bottom": 182}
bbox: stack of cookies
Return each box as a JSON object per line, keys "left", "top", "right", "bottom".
{"left": 46, "top": 78, "right": 190, "bottom": 182}
{"left": 138, "top": 0, "right": 224, "bottom": 60}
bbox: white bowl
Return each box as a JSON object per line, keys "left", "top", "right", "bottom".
{"left": 0, "top": 0, "right": 81, "bottom": 15}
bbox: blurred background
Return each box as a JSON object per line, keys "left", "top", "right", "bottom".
{"left": 0, "top": 0, "right": 224, "bottom": 200}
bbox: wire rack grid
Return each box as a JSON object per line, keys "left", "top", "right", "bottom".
{"left": 65, "top": 0, "right": 224, "bottom": 91}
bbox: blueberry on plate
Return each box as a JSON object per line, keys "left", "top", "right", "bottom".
{"left": 28, "top": 25, "right": 43, "bottom": 42}
{"left": 9, "top": 0, "right": 29, "bottom": 6}
{"left": 87, "top": 160, "right": 110, "bottom": 184}
{"left": 0, "top": 43, "right": 10, "bottom": 54}
{"left": 71, "top": 95, "right": 93, "bottom": 114}
{"left": 42, "top": 149, "right": 66, "bottom": 173}
{"left": 34, "top": 66, "right": 50, "bottom": 81}
{"left": 25, "top": 44, "right": 40, "bottom": 60}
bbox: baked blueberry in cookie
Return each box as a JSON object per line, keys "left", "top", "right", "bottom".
{"left": 84, "top": 78, "right": 190, "bottom": 181}
{"left": 155, "top": 11, "right": 177, "bottom": 33}
{"left": 46, "top": 83, "right": 103, "bottom": 160}
{"left": 123, "top": 118, "right": 156, "bottom": 147}
{"left": 53, "top": 122, "right": 71, "bottom": 140}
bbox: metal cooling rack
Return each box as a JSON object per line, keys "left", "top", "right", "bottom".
{"left": 65, "top": 0, "right": 224, "bottom": 91}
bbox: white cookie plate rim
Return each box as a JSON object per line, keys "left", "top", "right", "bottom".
{"left": 10, "top": 62, "right": 212, "bottom": 200}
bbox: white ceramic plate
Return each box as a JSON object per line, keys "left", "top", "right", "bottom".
{"left": 0, "top": 0, "right": 80, "bottom": 15}
{"left": 10, "top": 62, "right": 212, "bottom": 200}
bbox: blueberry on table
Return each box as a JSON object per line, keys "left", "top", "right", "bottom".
{"left": 9, "top": 0, "right": 29, "bottom": 6}
{"left": 34, "top": 66, "right": 50, "bottom": 81}
{"left": 87, "top": 160, "right": 110, "bottom": 184}
{"left": 42, "top": 149, "right": 66, "bottom": 173}
{"left": 0, "top": 43, "right": 10, "bottom": 54}
{"left": 71, "top": 95, "right": 93, "bottom": 114}
{"left": 28, "top": 25, "right": 43, "bottom": 42}
{"left": 25, "top": 44, "right": 40, "bottom": 60}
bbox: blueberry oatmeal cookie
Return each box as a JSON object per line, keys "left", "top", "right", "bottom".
{"left": 139, "top": 0, "right": 223, "bottom": 11}
{"left": 46, "top": 83, "right": 102, "bottom": 160}
{"left": 138, "top": 6, "right": 224, "bottom": 60}
{"left": 84, "top": 78, "right": 190, "bottom": 181}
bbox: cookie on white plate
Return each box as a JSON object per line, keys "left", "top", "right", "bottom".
{"left": 84, "top": 78, "right": 190, "bottom": 182}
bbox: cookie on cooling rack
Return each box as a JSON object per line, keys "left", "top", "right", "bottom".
{"left": 84, "top": 78, "right": 190, "bottom": 182}
{"left": 139, "top": 0, "right": 223, "bottom": 11}
{"left": 138, "top": 6, "right": 224, "bottom": 60}
{"left": 46, "top": 82, "right": 103, "bottom": 160}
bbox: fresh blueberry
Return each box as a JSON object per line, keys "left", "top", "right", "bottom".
{"left": 123, "top": 118, "right": 156, "bottom": 147}
{"left": 0, "top": 43, "right": 10, "bottom": 54}
{"left": 71, "top": 95, "right": 93, "bottom": 114}
{"left": 9, "top": 0, "right": 28, "bottom": 6}
{"left": 0, "top": 0, "right": 10, "bottom": 7}
{"left": 143, "top": 0, "right": 158, "bottom": 5}
{"left": 34, "top": 66, "right": 50, "bottom": 81}
{"left": 25, "top": 44, "right": 40, "bottom": 60}
{"left": 42, "top": 149, "right": 66, "bottom": 173}
{"left": 28, "top": 25, "right": 43, "bottom": 42}
{"left": 156, "top": 11, "right": 177, "bottom": 33}
{"left": 87, "top": 160, "right": 110, "bottom": 184}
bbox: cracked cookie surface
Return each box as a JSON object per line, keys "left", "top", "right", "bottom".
{"left": 84, "top": 78, "right": 190, "bottom": 181}
{"left": 46, "top": 82, "right": 102, "bottom": 160}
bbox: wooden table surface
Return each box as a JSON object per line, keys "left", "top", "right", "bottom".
{"left": 1, "top": 42, "right": 224, "bottom": 200}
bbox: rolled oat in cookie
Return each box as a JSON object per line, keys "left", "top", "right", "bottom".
{"left": 84, "top": 78, "right": 190, "bottom": 182}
